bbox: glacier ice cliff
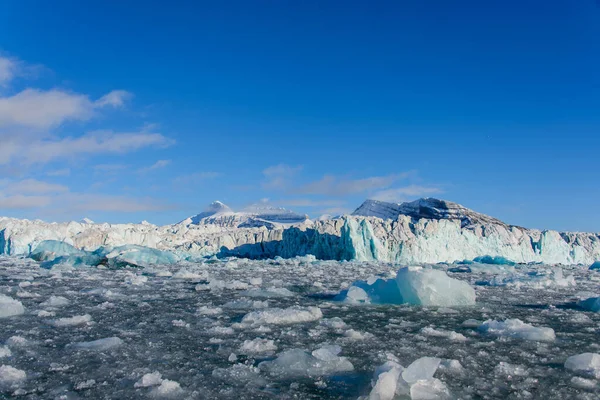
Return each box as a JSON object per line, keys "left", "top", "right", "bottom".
{"left": 1, "top": 198, "right": 599, "bottom": 265}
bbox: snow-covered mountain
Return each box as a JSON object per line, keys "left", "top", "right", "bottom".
{"left": 353, "top": 198, "right": 506, "bottom": 227}
{"left": 178, "top": 201, "right": 308, "bottom": 228}
{"left": 1, "top": 198, "right": 599, "bottom": 265}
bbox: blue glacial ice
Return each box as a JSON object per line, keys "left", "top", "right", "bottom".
{"left": 337, "top": 266, "right": 476, "bottom": 306}
{"left": 577, "top": 297, "right": 600, "bottom": 313}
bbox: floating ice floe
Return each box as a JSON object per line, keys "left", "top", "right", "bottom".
{"left": 238, "top": 338, "right": 277, "bottom": 355}
{"left": 365, "top": 357, "right": 449, "bottom": 400}
{"left": 40, "top": 295, "right": 70, "bottom": 308}
{"left": 69, "top": 337, "right": 124, "bottom": 351}
{"left": 50, "top": 314, "right": 92, "bottom": 327}
{"left": 477, "top": 267, "right": 575, "bottom": 289}
{"left": 241, "top": 306, "right": 323, "bottom": 326}
{"left": 0, "top": 365, "right": 26, "bottom": 388}
{"left": 577, "top": 297, "right": 600, "bottom": 313}
{"left": 564, "top": 353, "right": 600, "bottom": 379}
{"left": 0, "top": 294, "right": 25, "bottom": 318}
{"left": 259, "top": 345, "right": 353, "bottom": 378}
{"left": 337, "top": 267, "right": 476, "bottom": 306}
{"left": 478, "top": 319, "right": 556, "bottom": 342}
{"left": 589, "top": 261, "right": 600, "bottom": 270}
{"left": 134, "top": 371, "right": 163, "bottom": 388}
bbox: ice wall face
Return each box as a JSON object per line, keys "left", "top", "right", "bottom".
{"left": 1, "top": 198, "right": 600, "bottom": 265}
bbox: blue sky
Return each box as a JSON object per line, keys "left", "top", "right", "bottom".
{"left": 0, "top": 0, "right": 599, "bottom": 231}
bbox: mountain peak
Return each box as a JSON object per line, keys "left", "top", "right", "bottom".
{"left": 353, "top": 197, "right": 506, "bottom": 227}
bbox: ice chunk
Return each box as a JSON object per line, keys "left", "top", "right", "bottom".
{"left": 0, "top": 365, "right": 26, "bottom": 387}
{"left": 577, "top": 297, "right": 600, "bottom": 313}
{"left": 0, "top": 347, "right": 11, "bottom": 358}
{"left": 402, "top": 357, "right": 441, "bottom": 384}
{"left": 396, "top": 267, "right": 476, "bottom": 306}
{"left": 337, "top": 277, "right": 403, "bottom": 305}
{"left": 420, "top": 327, "right": 467, "bottom": 342}
{"left": 150, "top": 379, "right": 183, "bottom": 397}
{"left": 473, "top": 255, "right": 516, "bottom": 265}
{"left": 589, "top": 261, "right": 600, "bottom": 270}
{"left": 107, "top": 245, "right": 181, "bottom": 268}
{"left": 69, "top": 337, "right": 124, "bottom": 351}
{"left": 239, "top": 338, "right": 277, "bottom": 355}
{"left": 212, "top": 364, "right": 266, "bottom": 387}
{"left": 259, "top": 346, "right": 353, "bottom": 378}
{"left": 30, "top": 240, "right": 84, "bottom": 261}
{"left": 479, "top": 319, "right": 556, "bottom": 342}
{"left": 368, "top": 361, "right": 407, "bottom": 400}
{"left": 51, "top": 314, "right": 92, "bottom": 327}
{"left": 40, "top": 295, "right": 69, "bottom": 307}
{"left": 0, "top": 294, "right": 25, "bottom": 318}
{"left": 494, "top": 362, "right": 528, "bottom": 377}
{"left": 565, "top": 353, "right": 600, "bottom": 379}
{"left": 135, "top": 371, "right": 163, "bottom": 388}
{"left": 241, "top": 306, "right": 322, "bottom": 326}
{"left": 410, "top": 378, "right": 450, "bottom": 400}
{"left": 344, "top": 286, "right": 371, "bottom": 304}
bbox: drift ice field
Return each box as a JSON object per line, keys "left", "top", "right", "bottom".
{"left": 1, "top": 199, "right": 600, "bottom": 399}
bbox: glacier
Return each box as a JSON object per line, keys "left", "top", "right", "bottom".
{"left": 1, "top": 197, "right": 599, "bottom": 265}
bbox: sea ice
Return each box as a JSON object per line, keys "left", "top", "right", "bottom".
{"left": 69, "top": 337, "right": 124, "bottom": 351}
{"left": 134, "top": 371, "right": 163, "bottom": 388}
{"left": 402, "top": 357, "right": 442, "bottom": 384}
{"left": 479, "top": 319, "right": 556, "bottom": 342}
{"left": 259, "top": 345, "right": 353, "bottom": 378}
{"left": 40, "top": 295, "right": 70, "bottom": 307}
{"left": 396, "top": 267, "right": 476, "bottom": 306}
{"left": 564, "top": 353, "right": 600, "bottom": 379}
{"left": 50, "top": 314, "right": 92, "bottom": 327}
{"left": 0, "top": 365, "right": 26, "bottom": 387}
{"left": 150, "top": 379, "right": 183, "bottom": 397}
{"left": 0, "top": 294, "right": 25, "bottom": 318}
{"left": 577, "top": 297, "right": 600, "bottom": 313}
{"left": 338, "top": 267, "right": 476, "bottom": 306}
{"left": 409, "top": 378, "right": 450, "bottom": 399}
{"left": 241, "top": 306, "right": 323, "bottom": 326}
{"left": 239, "top": 338, "right": 277, "bottom": 355}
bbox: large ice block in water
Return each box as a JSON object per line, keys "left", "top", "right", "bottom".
{"left": 335, "top": 276, "right": 404, "bottom": 305}
{"left": 395, "top": 267, "right": 476, "bottom": 306}
{"left": 577, "top": 297, "right": 600, "bottom": 313}
{"left": 472, "top": 255, "right": 516, "bottom": 266}
{"left": 106, "top": 245, "right": 181, "bottom": 268}
{"left": 401, "top": 357, "right": 441, "bottom": 384}
{"left": 0, "top": 294, "right": 25, "bottom": 318}
{"left": 478, "top": 319, "right": 556, "bottom": 342}
{"left": 30, "top": 240, "right": 84, "bottom": 262}
{"left": 258, "top": 345, "right": 353, "bottom": 378}
{"left": 564, "top": 353, "right": 600, "bottom": 378}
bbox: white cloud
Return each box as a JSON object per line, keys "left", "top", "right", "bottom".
{"left": 371, "top": 185, "right": 443, "bottom": 203}
{"left": 296, "top": 173, "right": 411, "bottom": 196}
{"left": 1, "top": 130, "right": 173, "bottom": 165}
{"left": 62, "top": 193, "right": 172, "bottom": 213}
{"left": 0, "top": 57, "right": 16, "bottom": 86}
{"left": 95, "top": 90, "right": 133, "bottom": 108}
{"left": 0, "top": 88, "right": 133, "bottom": 129}
{"left": 262, "top": 164, "right": 303, "bottom": 190}
{"left": 4, "top": 179, "right": 68, "bottom": 195}
{"left": 0, "top": 194, "right": 51, "bottom": 209}
{"left": 0, "top": 89, "right": 93, "bottom": 129}
{"left": 280, "top": 198, "right": 345, "bottom": 207}
{"left": 138, "top": 159, "right": 171, "bottom": 173}
{"left": 174, "top": 172, "right": 221, "bottom": 184}
{"left": 46, "top": 168, "right": 71, "bottom": 177}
